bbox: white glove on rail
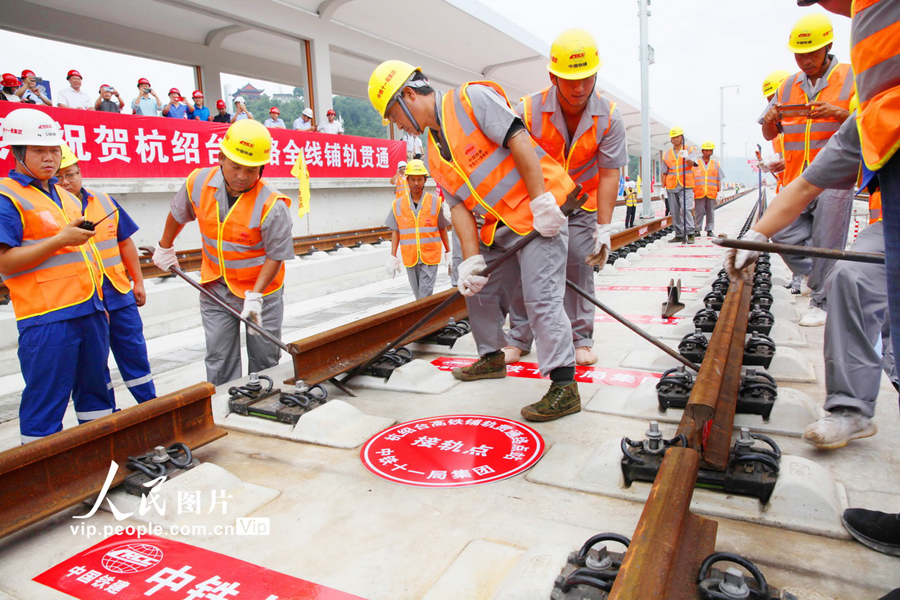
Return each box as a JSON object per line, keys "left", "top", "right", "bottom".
{"left": 678, "top": 149, "right": 690, "bottom": 159}
{"left": 586, "top": 223, "right": 616, "bottom": 268}
{"left": 457, "top": 255, "right": 489, "bottom": 297}
{"left": 241, "top": 292, "right": 264, "bottom": 335}
{"left": 152, "top": 244, "right": 179, "bottom": 272}
{"left": 724, "top": 229, "right": 766, "bottom": 282}
{"left": 530, "top": 192, "right": 566, "bottom": 237}
{"left": 385, "top": 254, "right": 403, "bottom": 278}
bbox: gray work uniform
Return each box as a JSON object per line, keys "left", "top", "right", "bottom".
{"left": 384, "top": 193, "right": 451, "bottom": 300}
{"left": 171, "top": 169, "right": 295, "bottom": 385}
{"left": 506, "top": 88, "right": 627, "bottom": 351}
{"left": 693, "top": 159, "right": 725, "bottom": 234}
{"left": 434, "top": 85, "right": 575, "bottom": 376}
{"left": 662, "top": 146, "right": 700, "bottom": 239}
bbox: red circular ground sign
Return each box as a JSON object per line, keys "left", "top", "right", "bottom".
{"left": 361, "top": 415, "right": 545, "bottom": 487}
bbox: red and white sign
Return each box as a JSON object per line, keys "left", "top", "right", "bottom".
{"left": 596, "top": 285, "right": 699, "bottom": 293}
{"left": 34, "top": 532, "right": 363, "bottom": 599}
{"left": 615, "top": 267, "right": 712, "bottom": 273}
{"left": 431, "top": 358, "right": 661, "bottom": 388}
{"left": 0, "top": 105, "right": 404, "bottom": 179}
{"left": 361, "top": 415, "right": 545, "bottom": 487}
{"left": 594, "top": 314, "right": 684, "bottom": 325}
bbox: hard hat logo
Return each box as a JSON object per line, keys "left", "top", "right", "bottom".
{"left": 548, "top": 29, "right": 602, "bottom": 80}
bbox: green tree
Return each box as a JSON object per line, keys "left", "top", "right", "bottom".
{"left": 333, "top": 96, "right": 388, "bottom": 139}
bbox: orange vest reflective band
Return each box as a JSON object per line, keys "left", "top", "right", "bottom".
{"left": 693, "top": 159, "right": 719, "bottom": 199}
{"left": 394, "top": 175, "right": 408, "bottom": 200}
{"left": 869, "top": 189, "right": 882, "bottom": 224}
{"left": 519, "top": 87, "right": 616, "bottom": 212}
{"left": 427, "top": 81, "right": 576, "bottom": 246}
{"left": 186, "top": 167, "right": 290, "bottom": 299}
{"left": 777, "top": 63, "right": 855, "bottom": 185}
{"left": 0, "top": 178, "right": 103, "bottom": 320}
{"left": 664, "top": 148, "right": 696, "bottom": 189}
{"left": 84, "top": 188, "right": 131, "bottom": 294}
{"left": 851, "top": 0, "right": 900, "bottom": 170}
{"left": 393, "top": 192, "right": 443, "bottom": 267}
{"left": 772, "top": 136, "right": 786, "bottom": 192}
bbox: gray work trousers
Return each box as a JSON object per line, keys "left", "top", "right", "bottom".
{"left": 667, "top": 188, "right": 695, "bottom": 239}
{"left": 770, "top": 188, "right": 853, "bottom": 310}
{"left": 468, "top": 224, "right": 575, "bottom": 376}
{"left": 450, "top": 228, "right": 462, "bottom": 287}
{"left": 823, "top": 222, "right": 897, "bottom": 417}
{"left": 507, "top": 208, "right": 596, "bottom": 350}
{"left": 694, "top": 196, "right": 716, "bottom": 233}
{"left": 199, "top": 279, "right": 284, "bottom": 386}
{"left": 406, "top": 263, "right": 438, "bottom": 299}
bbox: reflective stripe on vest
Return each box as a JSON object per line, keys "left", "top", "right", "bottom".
{"left": 0, "top": 179, "right": 103, "bottom": 320}
{"left": 693, "top": 159, "right": 719, "bottom": 199}
{"left": 520, "top": 87, "right": 616, "bottom": 212}
{"left": 776, "top": 63, "right": 855, "bottom": 185}
{"left": 664, "top": 148, "right": 696, "bottom": 189}
{"left": 84, "top": 188, "right": 131, "bottom": 294}
{"left": 186, "top": 167, "right": 289, "bottom": 299}
{"left": 426, "top": 82, "right": 575, "bottom": 246}
{"left": 852, "top": 0, "right": 900, "bottom": 170}
{"left": 869, "top": 189, "right": 882, "bottom": 224}
{"left": 393, "top": 192, "right": 443, "bottom": 267}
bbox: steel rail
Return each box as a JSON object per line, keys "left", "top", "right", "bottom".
{"left": 712, "top": 237, "right": 885, "bottom": 264}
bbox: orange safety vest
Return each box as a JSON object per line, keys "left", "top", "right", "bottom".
{"left": 84, "top": 188, "right": 131, "bottom": 294}
{"left": 771, "top": 135, "right": 785, "bottom": 192}
{"left": 427, "top": 81, "right": 576, "bottom": 246}
{"left": 394, "top": 174, "right": 408, "bottom": 200}
{"left": 869, "top": 189, "right": 882, "bottom": 224}
{"left": 186, "top": 167, "right": 291, "bottom": 299}
{"left": 851, "top": 0, "right": 900, "bottom": 171}
{"left": 776, "top": 62, "right": 855, "bottom": 186}
{"left": 0, "top": 178, "right": 103, "bottom": 320}
{"left": 519, "top": 87, "right": 617, "bottom": 212}
{"left": 693, "top": 159, "right": 720, "bottom": 200}
{"left": 393, "top": 192, "right": 443, "bottom": 267}
{"left": 664, "top": 148, "right": 696, "bottom": 189}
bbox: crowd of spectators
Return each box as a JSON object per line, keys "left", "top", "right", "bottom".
{"left": 0, "top": 68, "right": 344, "bottom": 133}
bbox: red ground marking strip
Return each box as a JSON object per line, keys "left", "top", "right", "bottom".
{"left": 615, "top": 267, "right": 713, "bottom": 272}
{"left": 596, "top": 285, "right": 699, "bottom": 293}
{"left": 594, "top": 314, "right": 685, "bottom": 325}
{"left": 361, "top": 415, "right": 545, "bottom": 488}
{"left": 653, "top": 254, "right": 720, "bottom": 259}
{"left": 431, "top": 358, "right": 661, "bottom": 388}
{"left": 34, "top": 532, "right": 363, "bottom": 599}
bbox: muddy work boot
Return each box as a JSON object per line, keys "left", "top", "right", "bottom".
{"left": 520, "top": 382, "right": 581, "bottom": 422}
{"left": 452, "top": 351, "right": 507, "bottom": 381}
{"left": 802, "top": 408, "right": 877, "bottom": 449}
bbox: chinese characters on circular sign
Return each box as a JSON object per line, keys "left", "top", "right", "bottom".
{"left": 361, "top": 415, "right": 545, "bottom": 487}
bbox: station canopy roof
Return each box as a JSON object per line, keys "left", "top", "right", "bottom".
{"left": 3, "top": 0, "right": 679, "bottom": 154}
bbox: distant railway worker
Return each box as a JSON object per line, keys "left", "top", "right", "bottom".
{"left": 368, "top": 60, "right": 582, "bottom": 422}
{"left": 624, "top": 177, "right": 638, "bottom": 229}
{"left": 131, "top": 78, "right": 161, "bottom": 116}
{"left": 152, "top": 120, "right": 294, "bottom": 385}
{"left": 390, "top": 161, "right": 407, "bottom": 197}
{"left": 56, "top": 143, "right": 156, "bottom": 404}
{"left": 0, "top": 108, "right": 114, "bottom": 443}
{"left": 693, "top": 141, "right": 724, "bottom": 237}
{"left": 319, "top": 109, "right": 343, "bottom": 134}
{"left": 384, "top": 160, "right": 451, "bottom": 299}
{"left": 662, "top": 126, "right": 698, "bottom": 244}
{"left": 403, "top": 131, "right": 423, "bottom": 160}
{"left": 504, "top": 28, "right": 627, "bottom": 368}
{"left": 2, "top": 73, "right": 22, "bottom": 102}
{"left": 212, "top": 99, "right": 231, "bottom": 124}
{"left": 264, "top": 107, "right": 286, "bottom": 129}
{"left": 293, "top": 108, "right": 315, "bottom": 131}
{"left": 760, "top": 13, "right": 855, "bottom": 327}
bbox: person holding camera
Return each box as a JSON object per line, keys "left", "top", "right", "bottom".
{"left": 163, "top": 88, "right": 188, "bottom": 119}
{"left": 95, "top": 84, "right": 124, "bottom": 113}
{"left": 230, "top": 96, "right": 253, "bottom": 122}
{"left": 15, "top": 70, "right": 51, "bottom": 106}
{"left": 131, "top": 78, "right": 161, "bottom": 116}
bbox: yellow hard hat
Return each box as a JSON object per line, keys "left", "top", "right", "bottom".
{"left": 59, "top": 142, "right": 78, "bottom": 170}
{"left": 787, "top": 13, "right": 834, "bottom": 54}
{"left": 368, "top": 60, "right": 421, "bottom": 118}
{"left": 762, "top": 69, "right": 791, "bottom": 97}
{"left": 219, "top": 120, "right": 272, "bottom": 167}
{"left": 669, "top": 126, "right": 684, "bottom": 138}
{"left": 405, "top": 159, "right": 428, "bottom": 177}
{"left": 702, "top": 140, "right": 715, "bottom": 150}
{"left": 548, "top": 29, "right": 602, "bottom": 80}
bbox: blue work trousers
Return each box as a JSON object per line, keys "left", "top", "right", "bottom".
{"left": 878, "top": 151, "right": 900, "bottom": 415}
{"left": 107, "top": 303, "right": 156, "bottom": 403}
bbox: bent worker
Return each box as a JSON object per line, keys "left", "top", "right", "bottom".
{"left": 0, "top": 108, "right": 114, "bottom": 443}
{"left": 662, "top": 127, "right": 698, "bottom": 244}
{"left": 504, "top": 28, "right": 627, "bottom": 367}
{"left": 56, "top": 143, "right": 156, "bottom": 403}
{"left": 153, "top": 120, "right": 294, "bottom": 385}
{"left": 384, "top": 159, "right": 451, "bottom": 299}
{"left": 369, "top": 60, "right": 581, "bottom": 422}
{"left": 693, "top": 141, "right": 725, "bottom": 237}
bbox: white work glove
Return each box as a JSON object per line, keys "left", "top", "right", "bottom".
{"left": 152, "top": 243, "right": 179, "bottom": 272}
{"left": 586, "top": 223, "right": 616, "bottom": 268}
{"left": 439, "top": 251, "right": 451, "bottom": 266}
{"left": 241, "top": 292, "right": 264, "bottom": 335}
{"left": 385, "top": 254, "right": 402, "bottom": 278}
{"left": 530, "top": 191, "right": 566, "bottom": 237}
{"left": 678, "top": 150, "right": 690, "bottom": 159}
{"left": 724, "top": 230, "right": 766, "bottom": 282}
{"left": 457, "top": 255, "right": 489, "bottom": 297}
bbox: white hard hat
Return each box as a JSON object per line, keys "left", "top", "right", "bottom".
{"left": 234, "top": 96, "right": 245, "bottom": 104}
{"left": 398, "top": 161, "right": 407, "bottom": 168}
{"left": 302, "top": 108, "right": 313, "bottom": 118}
{"left": 0, "top": 108, "right": 63, "bottom": 147}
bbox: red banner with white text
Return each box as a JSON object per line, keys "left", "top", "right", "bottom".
{"left": 0, "top": 104, "right": 404, "bottom": 179}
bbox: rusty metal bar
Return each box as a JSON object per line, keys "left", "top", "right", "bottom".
{"left": 610, "top": 216, "right": 672, "bottom": 250}
{"left": 712, "top": 237, "right": 885, "bottom": 264}
{"left": 609, "top": 447, "right": 718, "bottom": 600}
{"left": 0, "top": 383, "right": 225, "bottom": 540}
